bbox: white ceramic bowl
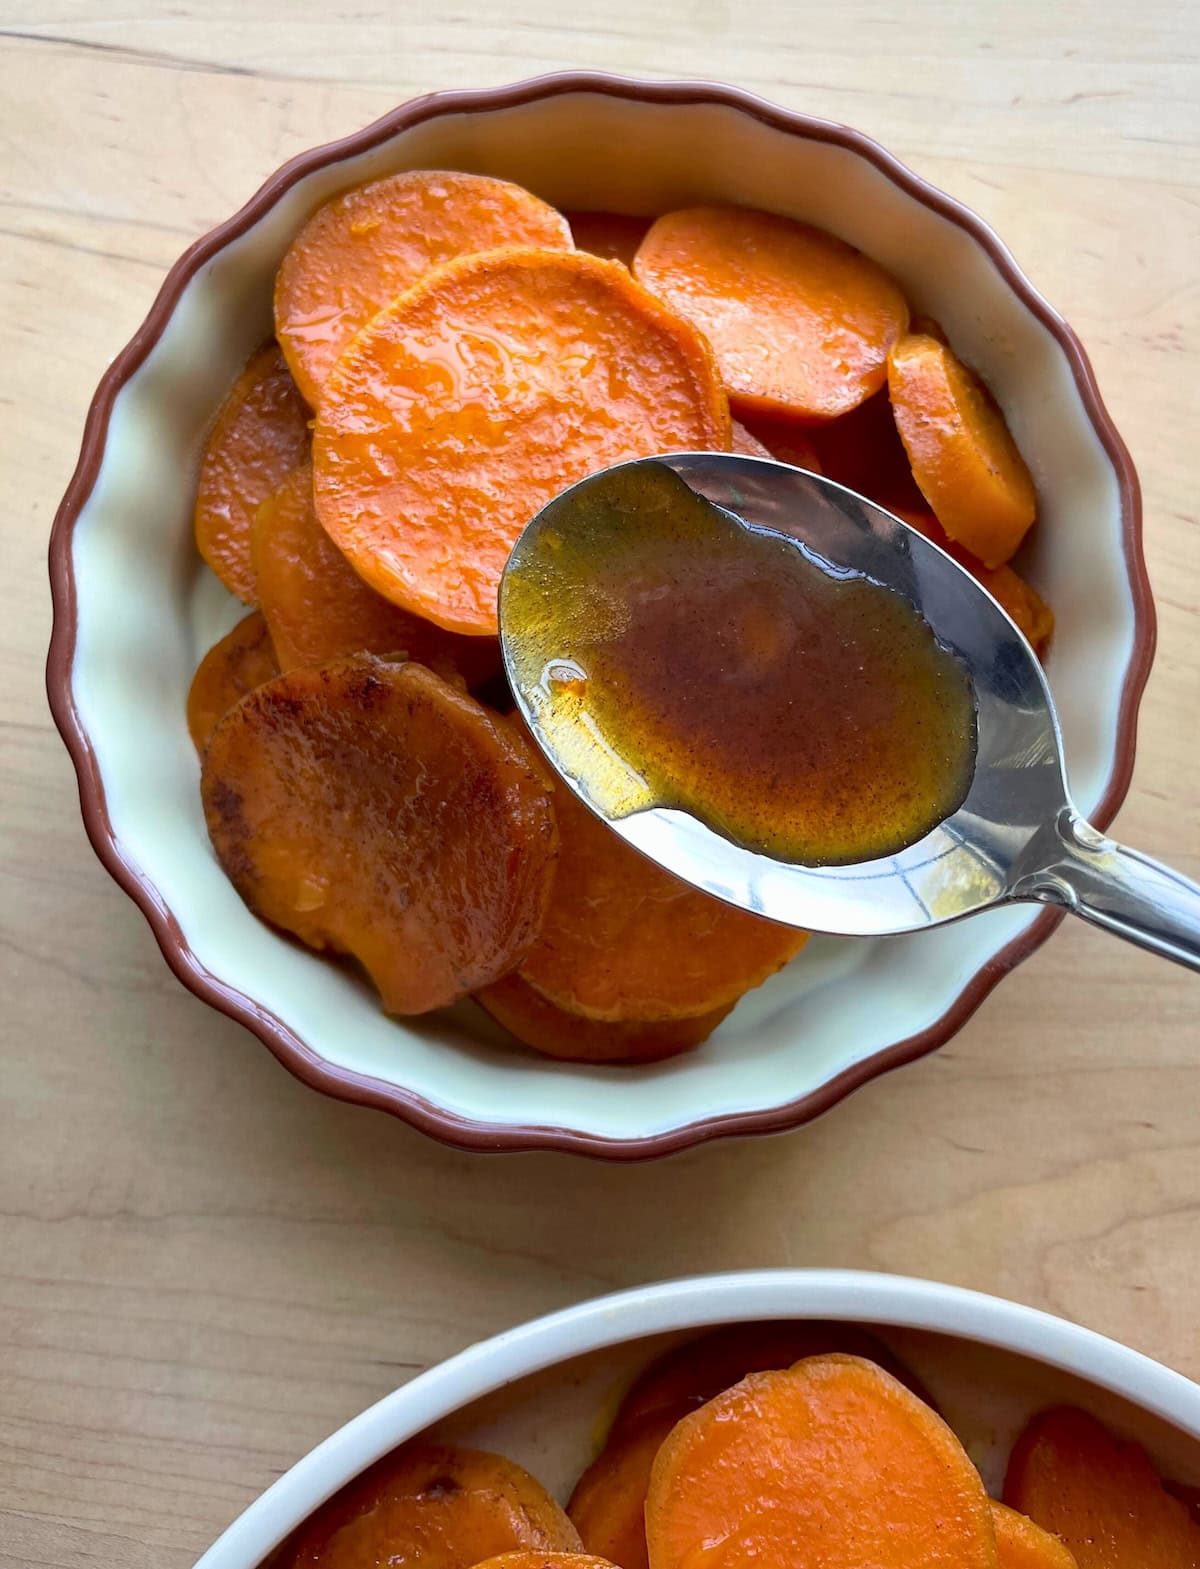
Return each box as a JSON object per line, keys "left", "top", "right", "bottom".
{"left": 193, "top": 1268, "right": 1200, "bottom": 1569}
{"left": 49, "top": 73, "right": 1154, "bottom": 1156}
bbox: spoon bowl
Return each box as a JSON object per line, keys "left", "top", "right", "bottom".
{"left": 501, "top": 453, "right": 1200, "bottom": 969}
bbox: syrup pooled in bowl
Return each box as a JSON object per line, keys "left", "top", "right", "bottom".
{"left": 502, "top": 462, "right": 977, "bottom": 867}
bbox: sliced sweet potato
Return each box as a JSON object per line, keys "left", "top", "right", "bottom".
{"left": 472, "top": 1556, "right": 618, "bottom": 1569}
{"left": 282, "top": 1442, "right": 581, "bottom": 1569}
{"left": 275, "top": 169, "right": 573, "bottom": 406}
{"left": 567, "top": 211, "right": 652, "bottom": 267}
{"left": 807, "top": 389, "right": 923, "bottom": 510}
{"left": 186, "top": 611, "right": 279, "bottom": 755}
{"left": 193, "top": 344, "right": 311, "bottom": 603}
{"left": 253, "top": 461, "right": 501, "bottom": 688}
{"left": 516, "top": 770, "right": 806, "bottom": 1022}
{"left": 991, "top": 1502, "right": 1078, "bottom": 1569}
{"left": 646, "top": 1355, "right": 998, "bottom": 1569}
{"left": 313, "top": 246, "right": 731, "bottom": 636}
{"left": 1004, "top": 1405, "right": 1200, "bottom": 1568}
{"left": 612, "top": 1321, "right": 933, "bottom": 1440}
{"left": 201, "top": 658, "right": 557, "bottom": 1013}
{"left": 888, "top": 332, "right": 1037, "bottom": 567}
{"left": 895, "top": 507, "right": 1054, "bottom": 654}
{"left": 476, "top": 972, "right": 730, "bottom": 1064}
{"left": 733, "top": 412, "right": 822, "bottom": 471}
{"left": 569, "top": 1407, "right": 682, "bottom": 1569}
{"left": 633, "top": 206, "right": 909, "bottom": 421}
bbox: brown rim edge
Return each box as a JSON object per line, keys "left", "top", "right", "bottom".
{"left": 46, "top": 70, "right": 1156, "bottom": 1162}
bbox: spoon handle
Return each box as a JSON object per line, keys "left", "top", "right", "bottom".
{"left": 1035, "top": 809, "right": 1200, "bottom": 972}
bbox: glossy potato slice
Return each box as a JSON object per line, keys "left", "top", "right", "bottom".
{"left": 646, "top": 1355, "right": 998, "bottom": 1569}
{"left": 193, "top": 344, "right": 311, "bottom": 602}
{"left": 634, "top": 206, "right": 909, "bottom": 421}
{"left": 275, "top": 169, "right": 574, "bottom": 406}
{"left": 1005, "top": 1406, "right": 1200, "bottom": 1568}
{"left": 516, "top": 772, "right": 807, "bottom": 1022}
{"left": 476, "top": 972, "right": 730, "bottom": 1063}
{"left": 472, "top": 1557, "right": 619, "bottom": 1569}
{"left": 201, "top": 658, "right": 558, "bottom": 1013}
{"left": 313, "top": 247, "right": 730, "bottom": 636}
{"left": 282, "top": 1442, "right": 581, "bottom": 1569}
{"left": 888, "top": 332, "right": 1037, "bottom": 567}
{"left": 185, "top": 610, "right": 279, "bottom": 754}
{"left": 569, "top": 1408, "right": 681, "bottom": 1569}
{"left": 253, "top": 461, "right": 501, "bottom": 688}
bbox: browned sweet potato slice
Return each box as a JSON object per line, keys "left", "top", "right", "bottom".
{"left": 193, "top": 344, "right": 311, "bottom": 602}
{"left": 186, "top": 611, "right": 279, "bottom": 754}
{"left": 201, "top": 658, "right": 557, "bottom": 1012}
{"left": 1005, "top": 1406, "right": 1200, "bottom": 1568}
{"left": 281, "top": 1442, "right": 581, "bottom": 1569}
{"left": 253, "top": 461, "right": 501, "bottom": 688}
{"left": 476, "top": 972, "right": 731, "bottom": 1063}
{"left": 612, "top": 1321, "right": 934, "bottom": 1440}
{"left": 516, "top": 768, "right": 807, "bottom": 1022}
{"left": 646, "top": 1355, "right": 997, "bottom": 1569}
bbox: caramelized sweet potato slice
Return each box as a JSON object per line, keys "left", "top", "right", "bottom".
{"left": 633, "top": 206, "right": 909, "bottom": 421}
{"left": 186, "top": 611, "right": 279, "bottom": 754}
{"left": 1004, "top": 1406, "right": 1200, "bottom": 1568}
{"left": 646, "top": 1355, "right": 997, "bottom": 1569}
{"left": 567, "top": 211, "right": 652, "bottom": 267}
{"left": 275, "top": 169, "right": 573, "bottom": 406}
{"left": 569, "top": 1408, "right": 682, "bottom": 1569}
{"left": 313, "top": 247, "right": 730, "bottom": 636}
{"left": 991, "top": 1503, "right": 1078, "bottom": 1569}
{"left": 612, "top": 1321, "right": 933, "bottom": 1439}
{"left": 888, "top": 333, "right": 1037, "bottom": 567}
{"left": 516, "top": 770, "right": 806, "bottom": 1022}
{"left": 896, "top": 507, "right": 1054, "bottom": 654}
{"left": 201, "top": 658, "right": 557, "bottom": 1013}
{"left": 193, "top": 344, "right": 311, "bottom": 602}
{"left": 476, "top": 972, "right": 730, "bottom": 1064}
{"left": 253, "top": 462, "right": 501, "bottom": 688}
{"left": 281, "top": 1442, "right": 581, "bottom": 1569}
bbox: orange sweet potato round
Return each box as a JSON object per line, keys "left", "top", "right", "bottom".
{"left": 186, "top": 611, "right": 279, "bottom": 754}
{"left": 254, "top": 461, "right": 501, "bottom": 688}
{"left": 313, "top": 246, "right": 731, "bottom": 637}
{"left": 888, "top": 333, "right": 1037, "bottom": 567}
{"left": 516, "top": 772, "right": 806, "bottom": 1022}
{"left": 275, "top": 169, "right": 574, "bottom": 406}
{"left": 281, "top": 1442, "right": 581, "bottom": 1569}
{"left": 633, "top": 206, "right": 909, "bottom": 421}
{"left": 646, "top": 1355, "right": 998, "bottom": 1569}
{"left": 612, "top": 1322, "right": 933, "bottom": 1440}
{"left": 569, "top": 1407, "right": 682, "bottom": 1569}
{"left": 567, "top": 211, "right": 653, "bottom": 267}
{"left": 201, "top": 658, "right": 558, "bottom": 1013}
{"left": 193, "top": 344, "right": 311, "bottom": 602}
{"left": 991, "top": 1503, "right": 1078, "bottom": 1569}
{"left": 476, "top": 972, "right": 730, "bottom": 1064}
{"left": 1004, "top": 1405, "right": 1200, "bottom": 1569}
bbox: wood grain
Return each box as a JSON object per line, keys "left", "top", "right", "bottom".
{"left": 2, "top": 3, "right": 1198, "bottom": 1564}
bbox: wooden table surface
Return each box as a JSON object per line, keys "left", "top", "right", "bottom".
{"left": 2, "top": 3, "right": 1198, "bottom": 1564}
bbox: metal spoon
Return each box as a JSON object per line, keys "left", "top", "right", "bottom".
{"left": 499, "top": 452, "right": 1200, "bottom": 971}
